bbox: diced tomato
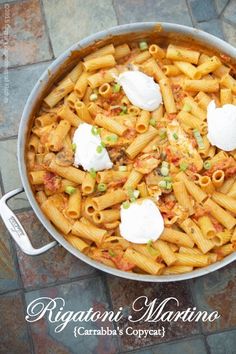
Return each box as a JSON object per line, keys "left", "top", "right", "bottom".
{"left": 43, "top": 172, "right": 60, "bottom": 192}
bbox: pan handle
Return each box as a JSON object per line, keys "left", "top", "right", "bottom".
{"left": 0, "top": 188, "right": 57, "bottom": 255}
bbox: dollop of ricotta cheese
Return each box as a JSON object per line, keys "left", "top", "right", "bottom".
{"left": 118, "top": 71, "right": 162, "bottom": 111}
{"left": 119, "top": 199, "right": 164, "bottom": 244}
{"left": 207, "top": 100, "right": 236, "bottom": 151}
{"left": 72, "top": 123, "right": 113, "bottom": 171}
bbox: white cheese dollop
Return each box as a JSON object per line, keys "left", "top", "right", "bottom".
{"left": 72, "top": 123, "right": 113, "bottom": 171}
{"left": 119, "top": 199, "right": 164, "bottom": 244}
{"left": 207, "top": 100, "right": 236, "bottom": 151}
{"left": 118, "top": 71, "right": 162, "bottom": 111}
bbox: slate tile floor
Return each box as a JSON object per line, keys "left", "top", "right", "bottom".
{"left": 0, "top": 0, "right": 236, "bottom": 353}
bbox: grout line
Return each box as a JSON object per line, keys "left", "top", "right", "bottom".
{"left": 0, "top": 59, "right": 54, "bottom": 74}
{"left": 220, "top": 0, "right": 231, "bottom": 17}
{"left": 102, "top": 275, "right": 122, "bottom": 352}
{"left": 20, "top": 290, "right": 35, "bottom": 354}
{"left": 203, "top": 334, "right": 211, "bottom": 354}
{"left": 112, "top": 0, "right": 121, "bottom": 25}
{"left": 0, "top": 135, "right": 18, "bottom": 142}
{"left": 188, "top": 279, "right": 204, "bottom": 335}
{"left": 39, "top": 0, "right": 55, "bottom": 60}
{"left": 185, "top": 0, "right": 195, "bottom": 27}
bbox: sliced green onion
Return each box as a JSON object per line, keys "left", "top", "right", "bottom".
{"left": 139, "top": 41, "right": 148, "bottom": 51}
{"left": 164, "top": 176, "right": 172, "bottom": 182}
{"left": 130, "top": 196, "right": 136, "bottom": 203}
{"left": 72, "top": 143, "right": 76, "bottom": 152}
{"left": 121, "top": 105, "right": 128, "bottom": 113}
{"left": 89, "top": 168, "right": 96, "bottom": 178}
{"left": 158, "top": 180, "right": 167, "bottom": 189}
{"left": 193, "top": 129, "right": 205, "bottom": 150}
{"left": 149, "top": 118, "right": 156, "bottom": 127}
{"left": 203, "top": 161, "right": 211, "bottom": 170}
{"left": 147, "top": 239, "right": 153, "bottom": 246}
{"left": 122, "top": 200, "right": 130, "bottom": 209}
{"left": 91, "top": 126, "right": 99, "bottom": 136}
{"left": 152, "top": 145, "right": 157, "bottom": 150}
{"left": 166, "top": 181, "right": 173, "bottom": 190}
{"left": 180, "top": 162, "right": 188, "bottom": 171}
{"left": 159, "top": 129, "right": 167, "bottom": 139}
{"left": 133, "top": 190, "right": 140, "bottom": 199}
{"left": 173, "top": 132, "right": 178, "bottom": 140}
{"left": 89, "top": 93, "right": 98, "bottom": 101}
{"left": 119, "top": 165, "right": 127, "bottom": 172}
{"left": 97, "top": 183, "right": 107, "bottom": 192}
{"left": 113, "top": 83, "right": 121, "bottom": 93}
{"left": 162, "top": 161, "right": 169, "bottom": 169}
{"left": 96, "top": 145, "right": 104, "bottom": 153}
{"left": 106, "top": 134, "right": 118, "bottom": 143}
{"left": 101, "top": 141, "right": 106, "bottom": 148}
{"left": 182, "top": 103, "right": 192, "bottom": 112}
{"left": 65, "top": 186, "right": 76, "bottom": 195}
{"left": 108, "top": 249, "right": 115, "bottom": 257}
{"left": 160, "top": 166, "right": 169, "bottom": 177}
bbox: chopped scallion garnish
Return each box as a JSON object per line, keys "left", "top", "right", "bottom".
{"left": 158, "top": 180, "right": 167, "bottom": 189}
{"left": 149, "top": 118, "right": 156, "bottom": 127}
{"left": 72, "top": 143, "right": 76, "bottom": 152}
{"left": 89, "top": 168, "right": 96, "bottom": 178}
{"left": 133, "top": 190, "right": 140, "bottom": 199}
{"left": 96, "top": 145, "right": 104, "bottom": 153}
{"left": 160, "top": 166, "right": 169, "bottom": 177}
{"left": 182, "top": 103, "right": 192, "bottom": 112}
{"left": 193, "top": 129, "right": 205, "bottom": 150}
{"left": 89, "top": 93, "right": 98, "bottom": 101}
{"left": 180, "top": 162, "right": 188, "bottom": 171}
{"left": 159, "top": 129, "right": 167, "bottom": 139}
{"left": 91, "top": 126, "right": 99, "bottom": 136}
{"left": 113, "top": 83, "right": 121, "bottom": 93}
{"left": 119, "top": 165, "right": 127, "bottom": 172}
{"left": 97, "top": 183, "right": 107, "bottom": 192}
{"left": 139, "top": 41, "right": 148, "bottom": 51}
{"left": 121, "top": 105, "right": 127, "bottom": 114}
{"left": 106, "top": 134, "right": 118, "bottom": 143}
{"left": 203, "top": 161, "right": 211, "bottom": 170}
{"left": 108, "top": 249, "right": 115, "bottom": 257}
{"left": 166, "top": 181, "right": 173, "bottom": 190}
{"left": 173, "top": 132, "right": 178, "bottom": 140}
{"left": 122, "top": 200, "right": 130, "bottom": 209}
{"left": 65, "top": 186, "right": 76, "bottom": 195}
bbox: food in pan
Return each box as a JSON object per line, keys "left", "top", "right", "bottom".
{"left": 26, "top": 39, "right": 236, "bottom": 275}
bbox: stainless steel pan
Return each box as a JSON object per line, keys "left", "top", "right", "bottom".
{"left": 1, "top": 22, "right": 236, "bottom": 281}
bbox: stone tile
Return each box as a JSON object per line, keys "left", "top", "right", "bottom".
{"left": 196, "top": 19, "right": 225, "bottom": 40}
{"left": 0, "top": 0, "right": 52, "bottom": 68}
{"left": 188, "top": 0, "right": 217, "bottom": 22}
{"left": 222, "top": 20, "right": 236, "bottom": 47}
{"left": 123, "top": 336, "right": 208, "bottom": 354}
{"left": 215, "top": 0, "right": 230, "bottom": 14}
{"left": 107, "top": 277, "right": 199, "bottom": 351}
{"left": 223, "top": 0, "right": 236, "bottom": 24}
{"left": 0, "top": 291, "right": 31, "bottom": 354}
{"left": 192, "top": 262, "right": 236, "bottom": 333}
{"left": 207, "top": 329, "right": 236, "bottom": 354}
{"left": 0, "top": 138, "right": 30, "bottom": 210}
{"left": 15, "top": 210, "right": 97, "bottom": 289}
{"left": 43, "top": 0, "right": 117, "bottom": 57}
{"left": 0, "top": 61, "right": 51, "bottom": 139}
{"left": 114, "top": 0, "right": 192, "bottom": 26}
{"left": 25, "top": 278, "right": 118, "bottom": 354}
{"left": 0, "top": 218, "right": 20, "bottom": 294}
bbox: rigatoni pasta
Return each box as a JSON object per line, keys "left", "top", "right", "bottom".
{"left": 26, "top": 36, "right": 236, "bottom": 277}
